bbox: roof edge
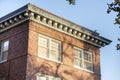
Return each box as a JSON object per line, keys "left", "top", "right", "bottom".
{"left": 0, "top": 3, "right": 112, "bottom": 48}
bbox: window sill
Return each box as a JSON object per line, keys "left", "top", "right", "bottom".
{"left": 74, "top": 66, "right": 94, "bottom": 74}
{"left": 0, "top": 60, "right": 7, "bottom": 63}
{"left": 38, "top": 56, "right": 62, "bottom": 64}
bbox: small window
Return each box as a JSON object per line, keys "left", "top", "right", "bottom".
{"left": 0, "top": 40, "right": 9, "bottom": 62}
{"left": 38, "top": 34, "right": 61, "bottom": 62}
{"left": 74, "top": 47, "right": 93, "bottom": 72}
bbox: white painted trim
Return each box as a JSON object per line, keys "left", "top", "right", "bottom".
{"left": 74, "top": 65, "right": 94, "bottom": 73}
{"left": 0, "top": 40, "right": 9, "bottom": 63}
{"left": 73, "top": 47, "right": 94, "bottom": 72}
{"left": 38, "top": 34, "right": 62, "bottom": 63}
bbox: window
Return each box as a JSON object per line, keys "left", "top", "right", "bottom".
{"left": 38, "top": 34, "right": 61, "bottom": 62}
{"left": 74, "top": 48, "right": 83, "bottom": 68}
{"left": 74, "top": 47, "right": 93, "bottom": 72}
{"left": 84, "top": 51, "right": 93, "bottom": 71}
{"left": 36, "top": 74, "right": 61, "bottom": 80}
{"left": 0, "top": 40, "right": 9, "bottom": 62}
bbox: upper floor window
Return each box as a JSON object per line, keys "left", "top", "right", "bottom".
{"left": 38, "top": 34, "right": 61, "bottom": 62}
{"left": 36, "top": 74, "right": 62, "bottom": 80}
{"left": 0, "top": 40, "right": 9, "bottom": 63}
{"left": 74, "top": 47, "right": 93, "bottom": 72}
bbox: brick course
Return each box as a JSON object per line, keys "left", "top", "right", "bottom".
{"left": 0, "top": 21, "right": 29, "bottom": 80}
{"left": 26, "top": 21, "right": 101, "bottom": 80}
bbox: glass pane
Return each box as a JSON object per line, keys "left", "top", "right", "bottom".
{"left": 74, "top": 58, "right": 82, "bottom": 67}
{"left": 4, "top": 41, "right": 9, "bottom": 47}
{"left": 50, "top": 50, "right": 59, "bottom": 61}
{"left": 2, "top": 40, "right": 9, "bottom": 51}
{"left": 51, "top": 41, "right": 60, "bottom": 51}
{"left": 84, "top": 61, "right": 93, "bottom": 71}
{"left": 39, "top": 36, "right": 48, "bottom": 48}
{"left": 1, "top": 51, "right": 8, "bottom": 61}
{"left": 84, "top": 52, "right": 92, "bottom": 62}
{"left": 38, "top": 46, "right": 48, "bottom": 58}
{"left": 50, "top": 40, "right": 60, "bottom": 61}
{"left": 74, "top": 49, "right": 82, "bottom": 58}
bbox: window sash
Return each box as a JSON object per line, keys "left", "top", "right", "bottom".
{"left": 0, "top": 40, "right": 9, "bottom": 62}
{"left": 38, "top": 34, "right": 61, "bottom": 62}
{"left": 84, "top": 51, "right": 92, "bottom": 62}
{"left": 74, "top": 47, "right": 93, "bottom": 72}
{"left": 50, "top": 40, "right": 61, "bottom": 61}
{"left": 84, "top": 61, "right": 93, "bottom": 71}
{"left": 74, "top": 48, "right": 83, "bottom": 68}
{"left": 1, "top": 51, "right": 8, "bottom": 61}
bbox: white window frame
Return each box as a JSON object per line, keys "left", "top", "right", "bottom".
{"left": 74, "top": 47, "right": 93, "bottom": 73}
{"left": 83, "top": 50, "right": 93, "bottom": 72}
{"left": 0, "top": 40, "right": 9, "bottom": 63}
{"left": 36, "top": 73, "right": 62, "bottom": 80}
{"left": 38, "top": 34, "right": 62, "bottom": 63}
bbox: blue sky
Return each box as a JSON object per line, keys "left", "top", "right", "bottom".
{"left": 0, "top": 0, "right": 120, "bottom": 80}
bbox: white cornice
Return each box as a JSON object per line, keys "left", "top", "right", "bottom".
{"left": 0, "top": 3, "right": 112, "bottom": 48}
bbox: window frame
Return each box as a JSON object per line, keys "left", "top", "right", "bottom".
{"left": 36, "top": 73, "right": 62, "bottom": 80}
{"left": 0, "top": 40, "right": 9, "bottom": 63}
{"left": 38, "top": 34, "right": 62, "bottom": 63}
{"left": 74, "top": 47, "right": 93, "bottom": 73}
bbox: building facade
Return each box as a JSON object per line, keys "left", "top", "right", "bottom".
{"left": 0, "top": 4, "right": 111, "bottom": 80}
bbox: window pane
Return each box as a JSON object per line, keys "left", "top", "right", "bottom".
{"left": 84, "top": 52, "right": 92, "bottom": 62}
{"left": 0, "top": 40, "right": 9, "bottom": 62}
{"left": 74, "top": 58, "right": 82, "bottom": 67}
{"left": 50, "top": 40, "right": 60, "bottom": 61}
{"left": 74, "top": 48, "right": 83, "bottom": 67}
{"left": 84, "top": 61, "right": 93, "bottom": 71}
{"left": 74, "top": 49, "right": 82, "bottom": 58}
{"left": 50, "top": 50, "right": 59, "bottom": 61}
{"left": 51, "top": 40, "right": 60, "bottom": 51}
{"left": 1, "top": 51, "right": 8, "bottom": 61}
{"left": 2, "top": 41, "right": 9, "bottom": 51}
{"left": 38, "top": 46, "right": 48, "bottom": 58}
{"left": 38, "top": 37, "right": 48, "bottom": 48}
{"left": 38, "top": 36, "right": 48, "bottom": 58}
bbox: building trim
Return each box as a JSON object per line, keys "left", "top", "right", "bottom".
{"left": 0, "top": 3, "right": 112, "bottom": 48}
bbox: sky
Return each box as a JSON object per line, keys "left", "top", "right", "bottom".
{"left": 0, "top": 0, "right": 120, "bottom": 80}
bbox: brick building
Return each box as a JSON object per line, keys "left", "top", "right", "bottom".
{"left": 0, "top": 4, "right": 111, "bottom": 80}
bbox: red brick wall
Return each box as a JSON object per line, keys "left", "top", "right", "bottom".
{"left": 0, "top": 20, "right": 101, "bottom": 80}
{"left": 0, "top": 21, "right": 29, "bottom": 80}
{"left": 26, "top": 21, "right": 101, "bottom": 80}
